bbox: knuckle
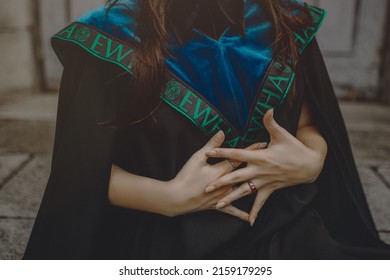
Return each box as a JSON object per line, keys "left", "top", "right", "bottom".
{"left": 226, "top": 207, "right": 235, "bottom": 215}
{"left": 230, "top": 174, "right": 241, "bottom": 183}
{"left": 225, "top": 198, "right": 232, "bottom": 205}
{"left": 231, "top": 151, "right": 241, "bottom": 160}
{"left": 241, "top": 213, "right": 248, "bottom": 220}
{"left": 242, "top": 189, "right": 251, "bottom": 196}
{"left": 257, "top": 153, "right": 270, "bottom": 163}
{"left": 208, "top": 138, "right": 217, "bottom": 147}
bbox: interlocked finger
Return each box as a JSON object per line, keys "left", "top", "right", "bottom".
{"left": 210, "top": 158, "right": 242, "bottom": 177}
{"left": 207, "top": 167, "right": 254, "bottom": 192}
{"left": 227, "top": 159, "right": 238, "bottom": 171}
{"left": 206, "top": 141, "right": 267, "bottom": 176}
{"left": 248, "top": 180, "right": 257, "bottom": 194}
{"left": 249, "top": 185, "right": 275, "bottom": 226}
{"left": 215, "top": 177, "right": 270, "bottom": 209}
{"left": 215, "top": 183, "right": 252, "bottom": 209}
{"left": 217, "top": 205, "right": 249, "bottom": 222}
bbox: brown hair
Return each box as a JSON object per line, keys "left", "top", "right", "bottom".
{"left": 106, "top": 0, "right": 314, "bottom": 126}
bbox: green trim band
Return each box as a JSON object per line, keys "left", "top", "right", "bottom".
{"left": 160, "top": 56, "right": 296, "bottom": 148}
{"left": 52, "top": 5, "right": 326, "bottom": 148}
{"left": 162, "top": 77, "right": 238, "bottom": 145}
{"left": 294, "top": 4, "right": 327, "bottom": 54}
{"left": 52, "top": 23, "right": 135, "bottom": 75}
{"left": 241, "top": 59, "right": 295, "bottom": 144}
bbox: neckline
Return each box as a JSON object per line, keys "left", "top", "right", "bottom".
{"left": 189, "top": 0, "right": 248, "bottom": 44}
{"left": 191, "top": 26, "right": 232, "bottom": 43}
{"left": 161, "top": 51, "right": 296, "bottom": 148}
{"left": 179, "top": 0, "right": 250, "bottom": 44}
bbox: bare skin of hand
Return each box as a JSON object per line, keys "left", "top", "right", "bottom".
{"left": 109, "top": 130, "right": 265, "bottom": 222}
{"left": 205, "top": 105, "right": 328, "bottom": 226}
{"left": 169, "top": 130, "right": 265, "bottom": 221}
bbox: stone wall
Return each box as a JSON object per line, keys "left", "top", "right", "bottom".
{"left": 0, "top": 0, "right": 389, "bottom": 101}
{"left": 310, "top": 0, "right": 389, "bottom": 99}
{"left": 0, "top": 0, "right": 37, "bottom": 95}
{"left": 39, "top": 0, "right": 105, "bottom": 89}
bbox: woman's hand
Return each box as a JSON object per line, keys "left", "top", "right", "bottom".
{"left": 109, "top": 130, "right": 264, "bottom": 221}
{"left": 205, "top": 108, "right": 328, "bottom": 226}
{"left": 168, "top": 131, "right": 263, "bottom": 221}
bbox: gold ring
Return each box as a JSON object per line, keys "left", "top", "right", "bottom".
{"left": 228, "top": 159, "right": 237, "bottom": 171}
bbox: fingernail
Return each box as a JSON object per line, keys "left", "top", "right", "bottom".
{"left": 258, "top": 142, "right": 268, "bottom": 149}
{"left": 216, "top": 202, "right": 226, "bottom": 209}
{"left": 266, "top": 109, "right": 274, "bottom": 120}
{"left": 206, "top": 149, "right": 217, "bottom": 156}
{"left": 215, "top": 130, "right": 224, "bottom": 140}
{"left": 205, "top": 186, "right": 216, "bottom": 193}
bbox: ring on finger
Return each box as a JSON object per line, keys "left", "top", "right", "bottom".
{"left": 248, "top": 180, "right": 257, "bottom": 194}
{"left": 228, "top": 159, "right": 237, "bottom": 171}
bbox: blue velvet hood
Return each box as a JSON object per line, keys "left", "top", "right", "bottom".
{"left": 51, "top": 0, "right": 326, "bottom": 148}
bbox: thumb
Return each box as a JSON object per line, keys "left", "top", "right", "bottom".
{"left": 203, "top": 130, "right": 225, "bottom": 151}
{"left": 263, "top": 109, "right": 284, "bottom": 140}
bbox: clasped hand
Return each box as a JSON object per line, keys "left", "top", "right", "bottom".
{"left": 170, "top": 109, "right": 326, "bottom": 226}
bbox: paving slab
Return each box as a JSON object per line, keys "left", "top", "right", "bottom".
{"left": 0, "top": 94, "right": 58, "bottom": 122}
{"left": 0, "top": 156, "right": 50, "bottom": 218}
{"left": 0, "top": 219, "right": 34, "bottom": 260}
{"left": 348, "top": 131, "right": 390, "bottom": 162}
{"left": 0, "top": 154, "right": 29, "bottom": 185}
{"left": 357, "top": 165, "right": 390, "bottom": 232}
{"left": 379, "top": 233, "right": 390, "bottom": 245}
{"left": 0, "top": 120, "right": 55, "bottom": 154}
{"left": 340, "top": 102, "right": 390, "bottom": 162}
{"left": 340, "top": 102, "right": 390, "bottom": 127}
{"left": 378, "top": 166, "right": 390, "bottom": 187}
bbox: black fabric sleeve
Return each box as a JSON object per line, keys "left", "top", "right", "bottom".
{"left": 301, "top": 40, "right": 389, "bottom": 248}
{"left": 24, "top": 48, "right": 121, "bottom": 259}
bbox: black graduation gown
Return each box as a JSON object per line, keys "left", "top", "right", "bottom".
{"left": 23, "top": 4, "right": 390, "bottom": 260}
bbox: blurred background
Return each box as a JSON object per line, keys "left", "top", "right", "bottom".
{"left": 0, "top": 0, "right": 389, "bottom": 259}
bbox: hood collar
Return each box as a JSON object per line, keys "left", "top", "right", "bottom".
{"left": 168, "top": 0, "right": 245, "bottom": 42}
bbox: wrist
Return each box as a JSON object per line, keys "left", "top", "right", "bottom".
{"left": 150, "top": 179, "right": 179, "bottom": 218}
{"left": 108, "top": 166, "right": 182, "bottom": 217}
{"left": 163, "top": 178, "right": 187, "bottom": 217}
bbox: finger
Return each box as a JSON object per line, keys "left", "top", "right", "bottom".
{"left": 248, "top": 186, "right": 275, "bottom": 226}
{"left": 206, "top": 147, "right": 260, "bottom": 162}
{"left": 263, "top": 109, "right": 289, "bottom": 141}
{"left": 201, "top": 130, "right": 225, "bottom": 152}
{"left": 206, "top": 167, "right": 255, "bottom": 193}
{"left": 207, "top": 142, "right": 268, "bottom": 179}
{"left": 215, "top": 181, "right": 255, "bottom": 209}
{"left": 215, "top": 177, "right": 273, "bottom": 208}
{"left": 217, "top": 205, "right": 249, "bottom": 222}
{"left": 246, "top": 142, "right": 269, "bottom": 151}
{"left": 202, "top": 184, "right": 238, "bottom": 209}
{"left": 210, "top": 159, "right": 240, "bottom": 178}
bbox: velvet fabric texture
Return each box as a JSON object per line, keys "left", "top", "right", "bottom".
{"left": 165, "top": 0, "right": 274, "bottom": 129}
{"left": 77, "top": 0, "right": 274, "bottom": 129}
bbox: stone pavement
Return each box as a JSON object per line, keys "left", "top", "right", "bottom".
{"left": 0, "top": 93, "right": 389, "bottom": 259}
